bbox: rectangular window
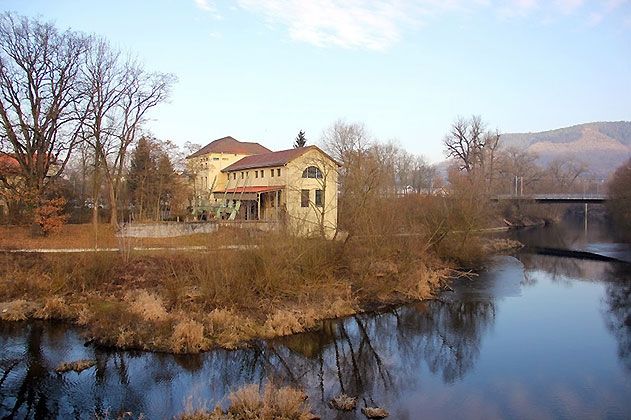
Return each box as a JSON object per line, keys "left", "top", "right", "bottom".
{"left": 255, "top": 171, "right": 258, "bottom": 178}
{"left": 277, "top": 168, "right": 281, "bottom": 177}
{"left": 261, "top": 170, "right": 264, "bottom": 178}
{"left": 241, "top": 172, "right": 244, "bottom": 179}
{"left": 213, "top": 157, "right": 219, "bottom": 161}
{"left": 270, "top": 169, "right": 274, "bottom": 177}
{"left": 315, "top": 189, "right": 324, "bottom": 207}
{"left": 301, "top": 189, "right": 309, "bottom": 207}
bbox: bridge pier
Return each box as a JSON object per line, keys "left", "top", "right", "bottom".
{"left": 584, "top": 203, "right": 588, "bottom": 232}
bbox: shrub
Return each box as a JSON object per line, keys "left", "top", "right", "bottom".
{"left": 171, "top": 319, "right": 207, "bottom": 353}
{"left": 34, "top": 197, "right": 69, "bottom": 236}
{"left": 127, "top": 290, "right": 169, "bottom": 322}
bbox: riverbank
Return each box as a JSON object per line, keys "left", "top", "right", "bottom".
{"left": 3, "top": 220, "right": 629, "bottom": 419}
{"left": 0, "top": 230, "right": 466, "bottom": 353}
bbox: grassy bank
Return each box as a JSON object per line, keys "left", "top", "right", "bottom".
{"left": 0, "top": 188, "right": 502, "bottom": 353}
{"left": 0, "top": 229, "right": 460, "bottom": 353}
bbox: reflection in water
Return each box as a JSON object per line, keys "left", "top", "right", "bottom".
{"left": 602, "top": 265, "right": 631, "bottom": 372}
{"left": 511, "top": 216, "right": 614, "bottom": 251}
{"left": 518, "top": 253, "right": 611, "bottom": 283}
{"left": 1, "top": 284, "right": 498, "bottom": 418}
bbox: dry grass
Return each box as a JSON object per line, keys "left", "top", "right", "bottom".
{"left": 0, "top": 299, "right": 33, "bottom": 321}
{"left": 0, "top": 224, "right": 119, "bottom": 249}
{"left": 361, "top": 406, "right": 389, "bottom": 419}
{"left": 263, "top": 310, "right": 303, "bottom": 337}
{"left": 180, "top": 383, "right": 314, "bottom": 420}
{"left": 126, "top": 290, "right": 169, "bottom": 322}
{"left": 329, "top": 394, "right": 357, "bottom": 411}
{"left": 55, "top": 359, "right": 96, "bottom": 373}
{"left": 33, "top": 296, "right": 74, "bottom": 320}
{"left": 0, "top": 225, "right": 468, "bottom": 352}
{"left": 481, "top": 238, "right": 523, "bottom": 253}
{"left": 171, "top": 319, "right": 208, "bottom": 354}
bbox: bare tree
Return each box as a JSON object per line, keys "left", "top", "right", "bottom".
{"left": 479, "top": 129, "right": 501, "bottom": 190}
{"left": 0, "top": 13, "right": 90, "bottom": 218}
{"left": 496, "top": 146, "right": 540, "bottom": 194}
{"left": 183, "top": 141, "right": 204, "bottom": 215}
{"left": 410, "top": 156, "right": 436, "bottom": 193}
{"left": 542, "top": 158, "right": 589, "bottom": 193}
{"left": 83, "top": 38, "right": 175, "bottom": 226}
{"left": 321, "top": 119, "right": 371, "bottom": 165}
{"left": 443, "top": 115, "right": 503, "bottom": 194}
{"left": 395, "top": 149, "right": 435, "bottom": 193}
{"left": 607, "top": 158, "right": 631, "bottom": 238}
{"left": 320, "top": 121, "right": 398, "bottom": 237}
{"left": 444, "top": 116, "right": 485, "bottom": 173}
{"left": 82, "top": 38, "right": 126, "bottom": 225}
{"left": 444, "top": 115, "right": 500, "bottom": 175}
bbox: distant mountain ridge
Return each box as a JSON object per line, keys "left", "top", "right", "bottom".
{"left": 501, "top": 121, "right": 631, "bottom": 177}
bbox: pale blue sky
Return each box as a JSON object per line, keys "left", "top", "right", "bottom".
{"left": 2, "top": 0, "right": 630, "bottom": 161}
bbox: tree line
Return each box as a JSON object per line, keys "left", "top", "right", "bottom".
{"left": 442, "top": 115, "right": 595, "bottom": 197}
{"left": 0, "top": 12, "right": 176, "bottom": 230}
{"left": 0, "top": 13, "right": 619, "bottom": 237}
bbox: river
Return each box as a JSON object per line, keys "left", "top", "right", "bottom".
{"left": 1, "top": 220, "right": 630, "bottom": 419}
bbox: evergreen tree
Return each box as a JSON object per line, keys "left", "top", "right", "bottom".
{"left": 127, "top": 136, "right": 157, "bottom": 220}
{"left": 294, "top": 130, "right": 307, "bottom": 148}
{"left": 155, "top": 153, "right": 176, "bottom": 220}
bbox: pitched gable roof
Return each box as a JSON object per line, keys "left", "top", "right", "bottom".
{"left": 222, "top": 145, "right": 340, "bottom": 172}
{"left": 186, "top": 136, "right": 271, "bottom": 158}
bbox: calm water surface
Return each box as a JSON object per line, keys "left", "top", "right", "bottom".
{"left": 1, "top": 221, "right": 630, "bottom": 419}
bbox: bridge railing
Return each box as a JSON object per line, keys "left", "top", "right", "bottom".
{"left": 492, "top": 193, "right": 608, "bottom": 202}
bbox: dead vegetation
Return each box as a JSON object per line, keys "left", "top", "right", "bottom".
{"left": 55, "top": 359, "right": 97, "bottom": 373}
{"left": 180, "top": 383, "right": 316, "bottom": 420}
{"left": 329, "top": 394, "right": 357, "bottom": 411}
{"left": 0, "top": 224, "right": 465, "bottom": 352}
{"left": 481, "top": 238, "right": 524, "bottom": 254}
{"left": 0, "top": 179, "right": 497, "bottom": 353}
{"left": 361, "top": 406, "right": 389, "bottom": 419}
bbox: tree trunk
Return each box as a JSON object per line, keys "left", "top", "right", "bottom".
{"left": 108, "top": 182, "right": 118, "bottom": 226}
{"left": 91, "top": 163, "right": 100, "bottom": 227}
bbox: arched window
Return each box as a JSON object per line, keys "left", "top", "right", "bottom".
{"left": 302, "top": 166, "right": 323, "bottom": 179}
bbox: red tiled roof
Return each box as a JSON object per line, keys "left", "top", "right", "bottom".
{"left": 222, "top": 145, "right": 340, "bottom": 172}
{"left": 214, "top": 185, "right": 285, "bottom": 194}
{"left": 0, "top": 154, "right": 21, "bottom": 176}
{"left": 186, "top": 136, "right": 271, "bottom": 158}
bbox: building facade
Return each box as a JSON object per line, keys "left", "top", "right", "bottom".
{"left": 187, "top": 137, "right": 339, "bottom": 238}
{"left": 186, "top": 136, "right": 270, "bottom": 213}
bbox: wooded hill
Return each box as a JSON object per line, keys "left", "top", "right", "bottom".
{"left": 501, "top": 121, "right": 631, "bottom": 177}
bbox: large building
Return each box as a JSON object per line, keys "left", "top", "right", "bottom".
{"left": 187, "top": 137, "right": 340, "bottom": 238}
